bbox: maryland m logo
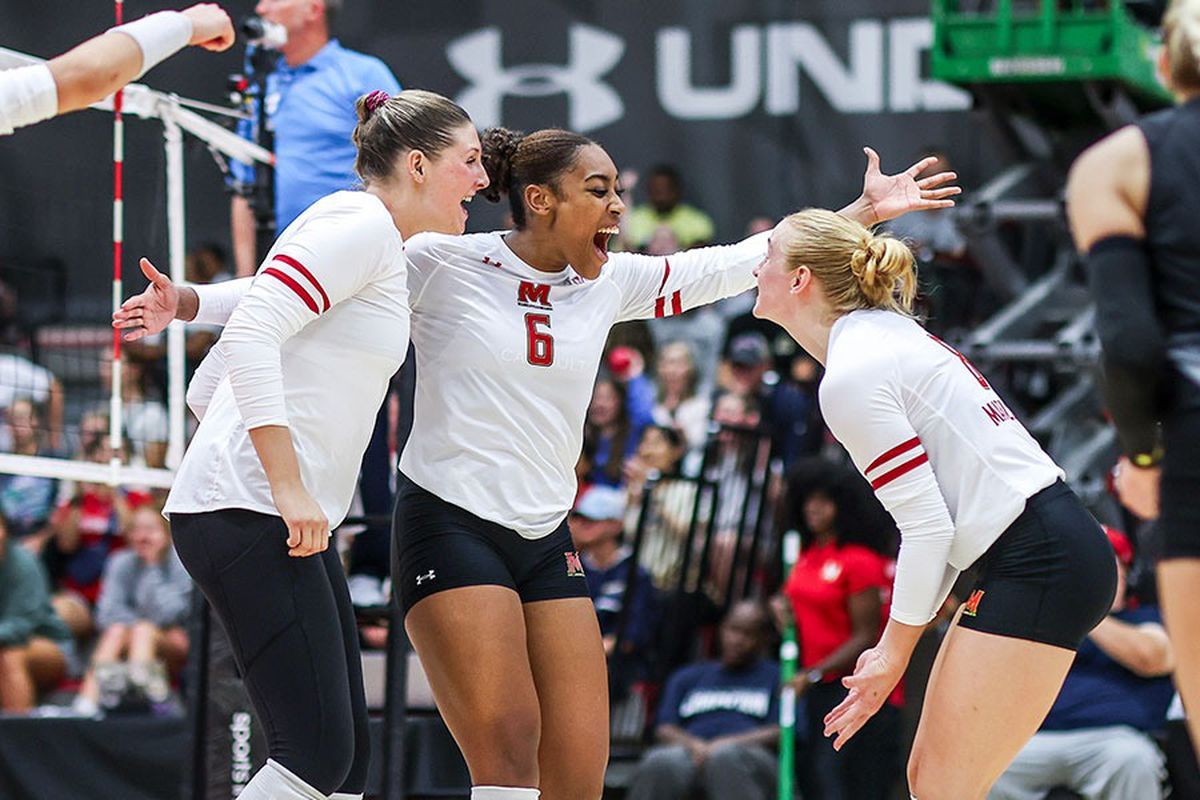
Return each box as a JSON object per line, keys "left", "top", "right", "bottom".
{"left": 962, "top": 589, "right": 985, "bottom": 618}
{"left": 518, "top": 281, "right": 552, "bottom": 309}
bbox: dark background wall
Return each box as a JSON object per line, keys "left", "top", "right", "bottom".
{"left": 0, "top": 0, "right": 1009, "bottom": 319}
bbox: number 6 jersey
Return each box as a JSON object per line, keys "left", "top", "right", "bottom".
{"left": 819, "top": 309, "right": 1064, "bottom": 628}
{"left": 399, "top": 230, "right": 768, "bottom": 539}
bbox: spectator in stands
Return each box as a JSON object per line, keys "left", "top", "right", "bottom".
{"left": 721, "top": 332, "right": 825, "bottom": 467}
{"left": 99, "top": 353, "right": 168, "bottom": 468}
{"left": 0, "top": 399, "right": 60, "bottom": 553}
{"left": 626, "top": 599, "right": 779, "bottom": 800}
{"left": 47, "top": 439, "right": 131, "bottom": 639}
{"left": 76, "top": 408, "right": 109, "bottom": 457}
{"left": 608, "top": 345, "right": 657, "bottom": 430}
{"left": 0, "top": 512, "right": 75, "bottom": 713}
{"left": 772, "top": 468, "right": 899, "bottom": 800}
{"left": 624, "top": 425, "right": 689, "bottom": 494}
{"left": 653, "top": 341, "right": 711, "bottom": 453}
{"left": 229, "top": 0, "right": 401, "bottom": 275}
{"left": 582, "top": 376, "right": 645, "bottom": 489}
{"left": 185, "top": 241, "right": 231, "bottom": 286}
{"left": 570, "top": 486, "right": 658, "bottom": 692}
{"left": 706, "top": 391, "right": 764, "bottom": 596}
{"left": 989, "top": 527, "right": 1176, "bottom": 800}
{"left": 72, "top": 506, "right": 190, "bottom": 716}
{"left": 622, "top": 425, "right": 700, "bottom": 591}
{"left": 624, "top": 164, "right": 716, "bottom": 254}
{"left": 0, "top": 352, "right": 63, "bottom": 452}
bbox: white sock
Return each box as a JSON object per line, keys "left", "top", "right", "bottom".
{"left": 471, "top": 787, "right": 540, "bottom": 799}
{"left": 329, "top": 794, "right": 364, "bottom": 800}
{"left": 236, "top": 759, "right": 325, "bottom": 800}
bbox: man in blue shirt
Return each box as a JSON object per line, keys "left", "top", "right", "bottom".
{"left": 229, "top": 0, "right": 400, "bottom": 276}
{"left": 627, "top": 600, "right": 780, "bottom": 800}
{"left": 570, "top": 487, "right": 658, "bottom": 683}
{"left": 989, "top": 528, "right": 1176, "bottom": 800}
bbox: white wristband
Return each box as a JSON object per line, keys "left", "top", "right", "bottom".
{"left": 110, "top": 11, "right": 194, "bottom": 79}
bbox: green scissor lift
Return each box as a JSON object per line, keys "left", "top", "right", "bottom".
{"left": 931, "top": 0, "right": 1172, "bottom": 128}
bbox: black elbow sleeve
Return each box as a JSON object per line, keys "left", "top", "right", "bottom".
{"left": 1085, "top": 236, "right": 1165, "bottom": 457}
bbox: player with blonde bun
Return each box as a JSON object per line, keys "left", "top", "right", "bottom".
{"left": 753, "top": 208, "right": 1117, "bottom": 798}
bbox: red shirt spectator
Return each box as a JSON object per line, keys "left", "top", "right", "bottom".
{"left": 785, "top": 540, "right": 886, "bottom": 679}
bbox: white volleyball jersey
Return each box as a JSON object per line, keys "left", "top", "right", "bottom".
{"left": 165, "top": 191, "right": 409, "bottom": 527}
{"left": 400, "top": 230, "right": 768, "bottom": 538}
{"left": 820, "top": 310, "right": 1063, "bottom": 626}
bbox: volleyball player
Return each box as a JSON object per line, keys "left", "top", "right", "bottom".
{"left": 121, "top": 132, "right": 955, "bottom": 799}
{"left": 752, "top": 209, "right": 1117, "bottom": 799}
{"left": 118, "top": 90, "right": 488, "bottom": 800}
{"left": 0, "top": 4, "right": 234, "bottom": 136}
{"left": 1065, "top": 0, "right": 1200, "bottom": 756}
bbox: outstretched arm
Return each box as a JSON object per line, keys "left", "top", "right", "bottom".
{"left": 608, "top": 147, "right": 960, "bottom": 322}
{"left": 113, "top": 257, "right": 252, "bottom": 340}
{"left": 1, "top": 5, "right": 233, "bottom": 134}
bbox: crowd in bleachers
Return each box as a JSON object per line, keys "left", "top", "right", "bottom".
{"left": 0, "top": 158, "right": 1196, "bottom": 800}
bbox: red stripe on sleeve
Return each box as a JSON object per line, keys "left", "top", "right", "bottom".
{"left": 657, "top": 259, "right": 672, "bottom": 294}
{"left": 263, "top": 268, "right": 320, "bottom": 314}
{"left": 654, "top": 297, "right": 666, "bottom": 318}
{"left": 865, "top": 436, "right": 921, "bottom": 474}
{"left": 273, "top": 254, "right": 330, "bottom": 312}
{"left": 671, "top": 290, "right": 682, "bottom": 315}
{"left": 870, "top": 453, "right": 929, "bottom": 490}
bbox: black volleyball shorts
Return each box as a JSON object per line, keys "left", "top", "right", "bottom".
{"left": 392, "top": 473, "right": 590, "bottom": 615}
{"left": 956, "top": 480, "right": 1117, "bottom": 650}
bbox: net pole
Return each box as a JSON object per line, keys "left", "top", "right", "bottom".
{"left": 777, "top": 530, "right": 801, "bottom": 800}
{"left": 163, "top": 106, "right": 187, "bottom": 469}
{"left": 109, "top": 0, "right": 126, "bottom": 485}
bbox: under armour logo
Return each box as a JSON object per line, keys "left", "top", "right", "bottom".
{"left": 416, "top": 570, "right": 436, "bottom": 585}
{"left": 447, "top": 24, "right": 625, "bottom": 132}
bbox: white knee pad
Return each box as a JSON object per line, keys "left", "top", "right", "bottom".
{"left": 236, "top": 759, "right": 325, "bottom": 800}
{"left": 471, "top": 787, "right": 540, "bottom": 799}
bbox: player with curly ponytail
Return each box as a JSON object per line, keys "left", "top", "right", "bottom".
{"left": 752, "top": 207, "right": 1117, "bottom": 797}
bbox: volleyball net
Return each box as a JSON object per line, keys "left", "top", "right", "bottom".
{"left": 0, "top": 46, "right": 271, "bottom": 491}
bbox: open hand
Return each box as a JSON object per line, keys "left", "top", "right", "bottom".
{"left": 860, "top": 147, "right": 961, "bottom": 225}
{"left": 113, "top": 258, "right": 179, "bottom": 341}
{"left": 823, "top": 647, "right": 902, "bottom": 750}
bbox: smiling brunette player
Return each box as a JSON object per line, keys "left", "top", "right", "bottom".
{"left": 393, "top": 128, "right": 959, "bottom": 800}
{"left": 113, "top": 90, "right": 488, "bottom": 800}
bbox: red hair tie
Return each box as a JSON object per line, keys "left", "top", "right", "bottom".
{"left": 365, "top": 90, "right": 390, "bottom": 115}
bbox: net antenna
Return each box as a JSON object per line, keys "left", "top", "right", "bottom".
{"left": 0, "top": 43, "right": 274, "bottom": 488}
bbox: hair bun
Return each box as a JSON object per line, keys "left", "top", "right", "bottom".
{"left": 354, "top": 90, "right": 391, "bottom": 127}
{"left": 480, "top": 127, "right": 524, "bottom": 203}
{"left": 850, "top": 234, "right": 914, "bottom": 307}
